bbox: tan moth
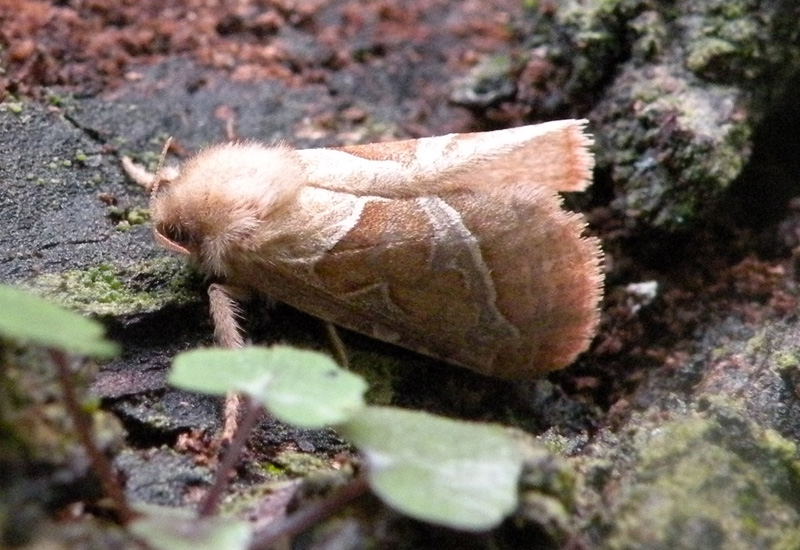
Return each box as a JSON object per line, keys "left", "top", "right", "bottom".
{"left": 123, "top": 119, "right": 603, "bottom": 379}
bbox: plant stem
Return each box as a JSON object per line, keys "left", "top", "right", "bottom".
{"left": 198, "top": 396, "right": 263, "bottom": 517}
{"left": 50, "top": 349, "right": 135, "bottom": 524}
{"left": 248, "top": 475, "right": 370, "bottom": 550}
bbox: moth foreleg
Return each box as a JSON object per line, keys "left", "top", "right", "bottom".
{"left": 208, "top": 283, "right": 248, "bottom": 349}
{"left": 208, "top": 283, "right": 249, "bottom": 442}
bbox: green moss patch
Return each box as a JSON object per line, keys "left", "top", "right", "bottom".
{"left": 21, "top": 257, "right": 203, "bottom": 318}
{"left": 607, "top": 401, "right": 800, "bottom": 549}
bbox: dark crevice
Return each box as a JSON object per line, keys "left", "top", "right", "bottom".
{"left": 108, "top": 396, "right": 185, "bottom": 449}
{"left": 727, "top": 69, "right": 800, "bottom": 229}
{"left": 62, "top": 111, "right": 109, "bottom": 144}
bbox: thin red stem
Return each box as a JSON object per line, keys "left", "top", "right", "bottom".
{"left": 50, "top": 349, "right": 136, "bottom": 524}
{"left": 197, "top": 396, "right": 263, "bottom": 517}
{"left": 248, "top": 476, "right": 370, "bottom": 550}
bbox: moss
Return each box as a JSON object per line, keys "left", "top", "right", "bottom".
{"left": 347, "top": 349, "right": 402, "bottom": 406}
{"left": 520, "top": 445, "right": 576, "bottom": 506}
{"left": 519, "top": 0, "right": 800, "bottom": 229}
{"left": 0, "top": 100, "right": 24, "bottom": 114}
{"left": 126, "top": 207, "right": 150, "bottom": 225}
{"left": 271, "top": 451, "right": 331, "bottom": 477}
{"left": 259, "top": 462, "right": 286, "bottom": 476}
{"left": 744, "top": 331, "right": 767, "bottom": 356}
{"left": 21, "top": 257, "right": 203, "bottom": 318}
{"left": 219, "top": 477, "right": 304, "bottom": 519}
{"left": 773, "top": 351, "right": 800, "bottom": 372}
{"left": 681, "top": 0, "right": 798, "bottom": 85}
{"left": 450, "top": 54, "right": 516, "bottom": 108}
{"left": 132, "top": 134, "right": 174, "bottom": 172}
{"left": 514, "top": 434, "right": 579, "bottom": 543}
{"left": 108, "top": 205, "right": 151, "bottom": 230}
{"left": 605, "top": 402, "right": 800, "bottom": 549}
{"left": 45, "top": 92, "right": 69, "bottom": 108}
{"left": 518, "top": 0, "right": 651, "bottom": 110}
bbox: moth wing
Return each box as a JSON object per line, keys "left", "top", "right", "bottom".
{"left": 255, "top": 185, "right": 601, "bottom": 378}
{"left": 297, "top": 119, "right": 593, "bottom": 198}
{"left": 234, "top": 119, "right": 600, "bottom": 377}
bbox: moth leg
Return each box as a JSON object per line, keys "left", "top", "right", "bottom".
{"left": 208, "top": 283, "right": 250, "bottom": 442}
{"left": 324, "top": 322, "right": 351, "bottom": 369}
{"left": 221, "top": 395, "right": 241, "bottom": 444}
{"left": 209, "top": 283, "right": 248, "bottom": 349}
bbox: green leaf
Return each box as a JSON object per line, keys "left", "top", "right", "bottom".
{"left": 338, "top": 406, "right": 524, "bottom": 531}
{"left": 130, "top": 507, "right": 251, "bottom": 550}
{"left": 169, "top": 346, "right": 367, "bottom": 428}
{"left": 0, "top": 284, "right": 118, "bottom": 358}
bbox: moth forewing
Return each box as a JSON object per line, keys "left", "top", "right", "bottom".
{"left": 309, "top": 118, "right": 594, "bottom": 196}
{"left": 236, "top": 173, "right": 601, "bottom": 378}
{"left": 125, "top": 119, "right": 603, "bottom": 380}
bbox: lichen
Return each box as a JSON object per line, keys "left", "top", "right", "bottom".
{"left": 594, "top": 60, "right": 753, "bottom": 229}
{"left": 744, "top": 331, "right": 768, "bottom": 355}
{"left": 21, "top": 257, "right": 203, "bottom": 318}
{"left": 681, "top": 0, "right": 800, "bottom": 86}
{"left": 517, "top": 0, "right": 651, "bottom": 111}
{"left": 604, "top": 401, "right": 800, "bottom": 549}
{"left": 451, "top": 54, "right": 516, "bottom": 108}
{"left": 517, "top": 0, "right": 800, "bottom": 229}
{"left": 773, "top": 351, "right": 800, "bottom": 372}
{"left": 513, "top": 433, "right": 580, "bottom": 543}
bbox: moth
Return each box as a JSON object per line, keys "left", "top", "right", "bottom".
{"left": 123, "top": 119, "right": 603, "bottom": 380}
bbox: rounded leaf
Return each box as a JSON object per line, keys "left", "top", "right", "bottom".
{"left": 130, "top": 507, "right": 251, "bottom": 550}
{"left": 169, "top": 346, "right": 367, "bottom": 428}
{"left": 338, "top": 406, "right": 524, "bottom": 531}
{"left": 0, "top": 284, "right": 118, "bottom": 358}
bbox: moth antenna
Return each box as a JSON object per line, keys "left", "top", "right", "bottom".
{"left": 151, "top": 137, "right": 174, "bottom": 196}
{"left": 120, "top": 156, "right": 157, "bottom": 191}
{"left": 120, "top": 138, "right": 178, "bottom": 195}
{"left": 155, "top": 137, "right": 172, "bottom": 174}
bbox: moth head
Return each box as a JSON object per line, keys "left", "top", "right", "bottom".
{"left": 148, "top": 142, "right": 305, "bottom": 277}
{"left": 152, "top": 217, "right": 197, "bottom": 256}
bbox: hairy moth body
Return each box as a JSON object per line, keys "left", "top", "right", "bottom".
{"left": 125, "top": 119, "right": 603, "bottom": 378}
